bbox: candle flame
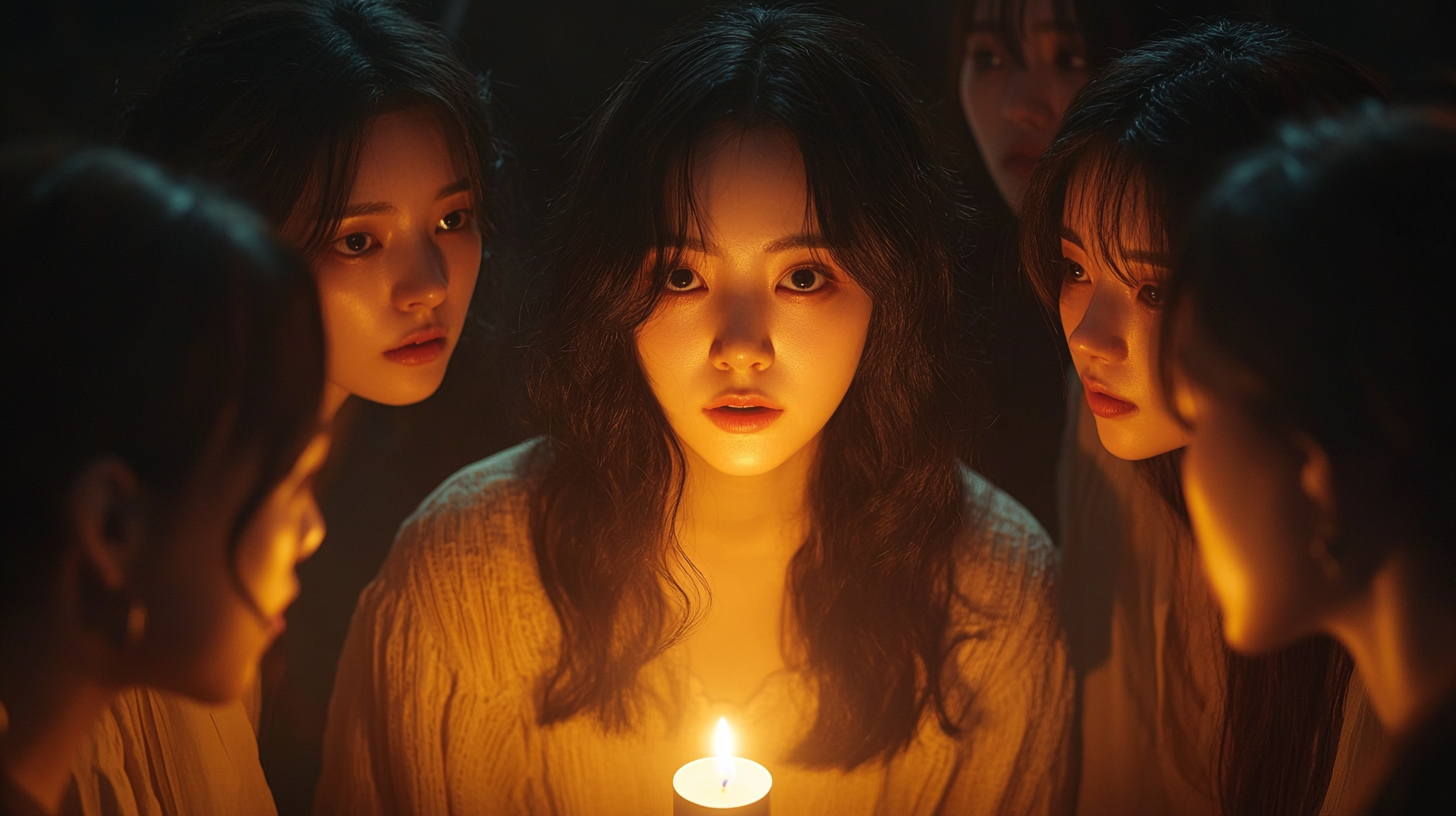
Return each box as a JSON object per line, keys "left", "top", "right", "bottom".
{"left": 713, "top": 717, "right": 736, "bottom": 790}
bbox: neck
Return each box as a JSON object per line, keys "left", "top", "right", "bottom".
{"left": 321, "top": 381, "right": 351, "bottom": 422}
{"left": 1329, "top": 546, "right": 1456, "bottom": 737}
{"left": 0, "top": 612, "right": 115, "bottom": 814}
{"left": 677, "top": 437, "right": 818, "bottom": 563}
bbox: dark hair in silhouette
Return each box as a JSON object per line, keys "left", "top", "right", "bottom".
{"left": 1171, "top": 104, "right": 1456, "bottom": 573}
{"left": 527, "top": 5, "right": 971, "bottom": 768}
{"left": 1018, "top": 21, "right": 1383, "bottom": 816}
{"left": 120, "top": 0, "right": 500, "bottom": 261}
{"left": 0, "top": 145, "right": 324, "bottom": 621}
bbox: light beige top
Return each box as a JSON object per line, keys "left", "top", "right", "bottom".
{"left": 315, "top": 440, "right": 1074, "bottom": 816}
{"left": 1058, "top": 381, "right": 1386, "bottom": 816}
{"left": 63, "top": 682, "right": 276, "bottom": 816}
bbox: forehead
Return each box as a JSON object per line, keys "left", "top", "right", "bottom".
{"left": 971, "top": 0, "right": 1067, "bottom": 29}
{"left": 683, "top": 127, "right": 813, "bottom": 243}
{"left": 350, "top": 108, "right": 463, "bottom": 198}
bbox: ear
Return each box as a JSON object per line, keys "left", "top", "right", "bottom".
{"left": 68, "top": 457, "right": 147, "bottom": 592}
{"left": 1292, "top": 432, "right": 1338, "bottom": 542}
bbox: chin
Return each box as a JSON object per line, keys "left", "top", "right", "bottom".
{"left": 1093, "top": 417, "right": 1184, "bottom": 461}
{"left": 351, "top": 371, "right": 448, "bottom": 407}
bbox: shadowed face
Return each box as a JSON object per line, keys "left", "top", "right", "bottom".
{"left": 960, "top": 0, "right": 1090, "bottom": 212}
{"left": 1175, "top": 366, "right": 1345, "bottom": 654}
{"left": 140, "top": 432, "right": 329, "bottom": 703}
{"left": 309, "top": 109, "right": 482, "bottom": 406}
{"left": 635, "top": 128, "right": 873, "bottom": 477}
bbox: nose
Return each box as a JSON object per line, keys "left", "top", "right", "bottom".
{"left": 297, "top": 494, "right": 326, "bottom": 563}
{"left": 1003, "top": 67, "right": 1054, "bottom": 132}
{"left": 390, "top": 234, "right": 449, "bottom": 312}
{"left": 709, "top": 289, "right": 774, "bottom": 373}
{"left": 1067, "top": 284, "right": 1129, "bottom": 364}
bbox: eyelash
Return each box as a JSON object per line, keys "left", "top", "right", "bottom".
{"left": 330, "top": 208, "right": 475, "bottom": 257}
{"left": 660, "top": 266, "right": 837, "bottom": 294}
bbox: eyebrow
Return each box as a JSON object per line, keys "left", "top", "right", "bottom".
{"left": 663, "top": 233, "right": 832, "bottom": 255}
{"left": 1060, "top": 225, "right": 1171, "bottom": 267}
{"left": 340, "top": 177, "right": 473, "bottom": 219}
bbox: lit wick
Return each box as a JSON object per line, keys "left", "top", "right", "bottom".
{"left": 672, "top": 717, "right": 772, "bottom": 815}
{"left": 714, "top": 717, "right": 736, "bottom": 793}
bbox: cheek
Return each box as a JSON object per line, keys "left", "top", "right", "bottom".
{"left": 1184, "top": 417, "right": 1319, "bottom": 652}
{"left": 1058, "top": 284, "right": 1089, "bottom": 344}
{"left": 778, "top": 300, "right": 870, "bottom": 405}
{"left": 313, "top": 264, "right": 385, "bottom": 359}
{"left": 443, "top": 232, "right": 483, "bottom": 320}
{"left": 960, "top": 66, "right": 1004, "bottom": 145}
{"left": 634, "top": 305, "right": 704, "bottom": 411}
{"left": 1049, "top": 73, "right": 1090, "bottom": 121}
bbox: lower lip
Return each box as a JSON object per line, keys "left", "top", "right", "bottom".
{"left": 704, "top": 406, "right": 783, "bottom": 433}
{"left": 384, "top": 337, "right": 446, "bottom": 365}
{"left": 267, "top": 614, "right": 287, "bottom": 639}
{"left": 1085, "top": 389, "right": 1138, "bottom": 419}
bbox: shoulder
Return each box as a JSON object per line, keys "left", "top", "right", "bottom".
{"left": 957, "top": 466, "right": 1056, "bottom": 587}
{"left": 403, "top": 437, "right": 545, "bottom": 532}
{"left": 950, "top": 466, "right": 1059, "bottom": 636}
{"left": 367, "top": 438, "right": 549, "bottom": 619}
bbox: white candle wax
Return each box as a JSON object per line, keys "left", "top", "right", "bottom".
{"left": 672, "top": 756, "right": 772, "bottom": 814}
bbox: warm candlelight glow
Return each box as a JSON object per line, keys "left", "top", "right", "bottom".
{"left": 713, "top": 717, "right": 736, "bottom": 789}
{"left": 673, "top": 717, "right": 772, "bottom": 814}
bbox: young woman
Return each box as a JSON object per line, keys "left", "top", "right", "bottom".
{"left": 1169, "top": 106, "right": 1456, "bottom": 816}
{"left": 943, "top": 0, "right": 1254, "bottom": 537}
{"left": 0, "top": 146, "right": 327, "bottom": 816}
{"left": 66, "top": 1, "right": 501, "bottom": 813}
{"left": 317, "top": 7, "right": 1071, "bottom": 816}
{"left": 1018, "top": 21, "right": 1385, "bottom": 816}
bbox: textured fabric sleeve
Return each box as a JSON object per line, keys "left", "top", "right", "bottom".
{"left": 314, "top": 444, "right": 557, "bottom": 816}
{"left": 940, "top": 473, "right": 1075, "bottom": 816}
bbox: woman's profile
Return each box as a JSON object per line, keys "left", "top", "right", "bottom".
{"left": 1019, "top": 20, "right": 1385, "bottom": 816}
{"left": 317, "top": 6, "right": 1071, "bottom": 815}
{"left": 67, "top": 2, "right": 501, "bottom": 813}
{"left": 0, "top": 146, "right": 327, "bottom": 816}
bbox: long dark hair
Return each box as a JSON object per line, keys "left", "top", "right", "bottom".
{"left": 528, "top": 5, "right": 971, "bottom": 769}
{"left": 119, "top": 0, "right": 501, "bottom": 262}
{"left": 1170, "top": 105, "right": 1456, "bottom": 599}
{"left": 1019, "top": 21, "right": 1382, "bottom": 816}
{"left": 0, "top": 145, "right": 324, "bottom": 622}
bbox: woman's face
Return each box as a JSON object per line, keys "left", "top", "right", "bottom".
{"left": 310, "top": 109, "right": 482, "bottom": 407}
{"left": 960, "top": 0, "right": 1090, "bottom": 212}
{"left": 141, "top": 433, "right": 329, "bottom": 703}
{"left": 1176, "top": 368, "right": 1344, "bottom": 654}
{"left": 635, "top": 128, "right": 873, "bottom": 478}
{"left": 1059, "top": 172, "right": 1189, "bottom": 460}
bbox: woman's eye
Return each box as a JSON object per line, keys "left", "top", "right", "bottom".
{"left": 1055, "top": 46, "right": 1088, "bottom": 72}
{"left": 781, "top": 267, "right": 828, "bottom": 293}
{"left": 970, "top": 47, "right": 1004, "bottom": 72}
{"left": 1138, "top": 283, "right": 1164, "bottom": 308}
{"left": 439, "top": 209, "right": 472, "bottom": 231}
{"left": 665, "top": 267, "right": 703, "bottom": 292}
{"left": 1062, "top": 259, "right": 1087, "bottom": 282}
{"left": 333, "top": 232, "right": 375, "bottom": 256}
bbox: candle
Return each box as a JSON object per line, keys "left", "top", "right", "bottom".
{"left": 672, "top": 718, "right": 772, "bottom": 815}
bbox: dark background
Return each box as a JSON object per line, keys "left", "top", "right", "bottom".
{"left": 3, "top": 2, "right": 1452, "bottom": 814}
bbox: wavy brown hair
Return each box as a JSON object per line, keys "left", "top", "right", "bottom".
{"left": 527, "top": 4, "right": 973, "bottom": 769}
